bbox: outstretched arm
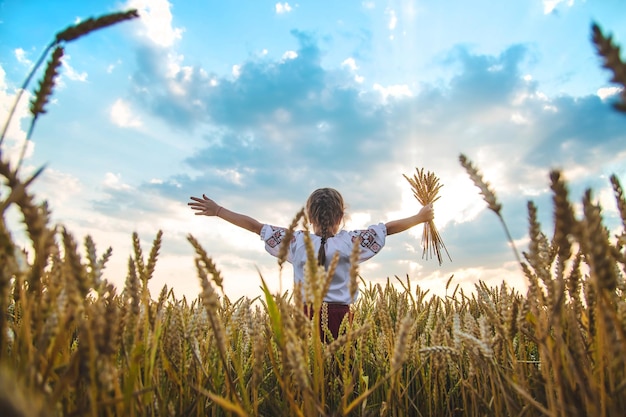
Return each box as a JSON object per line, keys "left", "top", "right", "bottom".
{"left": 188, "top": 194, "right": 263, "bottom": 235}
{"left": 385, "top": 203, "right": 434, "bottom": 236}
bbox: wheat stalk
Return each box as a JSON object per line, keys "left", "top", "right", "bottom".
{"left": 403, "top": 167, "right": 451, "bottom": 265}
{"left": 1, "top": 9, "right": 139, "bottom": 174}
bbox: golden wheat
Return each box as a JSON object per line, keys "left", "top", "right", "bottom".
{"left": 403, "top": 167, "right": 452, "bottom": 265}
{"left": 2, "top": 10, "right": 626, "bottom": 417}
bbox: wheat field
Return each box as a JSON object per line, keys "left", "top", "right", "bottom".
{"left": 1, "top": 10, "right": 626, "bottom": 417}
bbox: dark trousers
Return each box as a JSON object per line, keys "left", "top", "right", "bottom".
{"left": 305, "top": 303, "right": 352, "bottom": 342}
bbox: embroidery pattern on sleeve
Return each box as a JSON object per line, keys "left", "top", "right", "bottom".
{"left": 352, "top": 228, "right": 381, "bottom": 253}
{"left": 266, "top": 226, "right": 286, "bottom": 249}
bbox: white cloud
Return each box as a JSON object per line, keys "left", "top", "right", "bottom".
{"left": 543, "top": 0, "right": 575, "bottom": 14}
{"left": 282, "top": 50, "right": 298, "bottom": 60}
{"left": 597, "top": 86, "right": 622, "bottom": 100}
{"left": 274, "top": 108, "right": 291, "bottom": 123}
{"left": 164, "top": 52, "right": 186, "bottom": 78}
{"left": 110, "top": 98, "right": 142, "bottom": 128}
{"left": 275, "top": 2, "right": 293, "bottom": 14}
{"left": 125, "top": 0, "right": 183, "bottom": 47}
{"left": 216, "top": 168, "right": 244, "bottom": 185}
{"left": 232, "top": 64, "right": 241, "bottom": 78}
{"left": 345, "top": 211, "right": 372, "bottom": 229}
{"left": 440, "top": 174, "right": 488, "bottom": 225}
{"left": 14, "top": 48, "right": 32, "bottom": 66}
{"left": 510, "top": 112, "right": 529, "bottom": 125}
{"left": 597, "top": 183, "right": 618, "bottom": 217}
{"left": 373, "top": 83, "right": 412, "bottom": 102}
{"left": 37, "top": 168, "right": 82, "bottom": 203}
{"left": 342, "top": 58, "right": 364, "bottom": 82}
{"left": 165, "top": 53, "right": 193, "bottom": 95}
{"left": 61, "top": 55, "right": 88, "bottom": 82}
{"left": 362, "top": 1, "right": 375, "bottom": 10}
{"left": 341, "top": 57, "right": 359, "bottom": 71}
{"left": 0, "top": 64, "right": 31, "bottom": 165}
{"left": 106, "top": 59, "right": 122, "bottom": 74}
{"left": 386, "top": 8, "right": 397, "bottom": 30}
{"left": 103, "top": 172, "right": 132, "bottom": 190}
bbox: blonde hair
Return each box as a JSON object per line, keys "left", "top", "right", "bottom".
{"left": 305, "top": 188, "right": 345, "bottom": 266}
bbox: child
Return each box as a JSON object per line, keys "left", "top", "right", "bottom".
{"left": 188, "top": 188, "right": 434, "bottom": 339}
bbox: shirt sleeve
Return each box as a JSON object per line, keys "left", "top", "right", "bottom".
{"left": 260, "top": 224, "right": 289, "bottom": 258}
{"left": 348, "top": 222, "right": 387, "bottom": 262}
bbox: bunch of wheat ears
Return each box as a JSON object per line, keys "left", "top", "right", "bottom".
{"left": 403, "top": 168, "right": 451, "bottom": 265}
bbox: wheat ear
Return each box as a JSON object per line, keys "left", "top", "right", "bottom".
{"left": 459, "top": 154, "right": 522, "bottom": 265}
{"left": 1, "top": 9, "right": 139, "bottom": 167}
{"left": 591, "top": 22, "right": 626, "bottom": 112}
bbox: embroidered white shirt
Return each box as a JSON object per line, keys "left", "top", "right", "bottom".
{"left": 260, "top": 223, "right": 387, "bottom": 304}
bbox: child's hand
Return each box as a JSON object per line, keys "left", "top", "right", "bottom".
{"left": 188, "top": 194, "right": 221, "bottom": 216}
{"left": 418, "top": 203, "right": 434, "bottom": 223}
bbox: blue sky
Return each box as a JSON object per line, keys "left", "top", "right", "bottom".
{"left": 1, "top": 0, "right": 625, "bottom": 301}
